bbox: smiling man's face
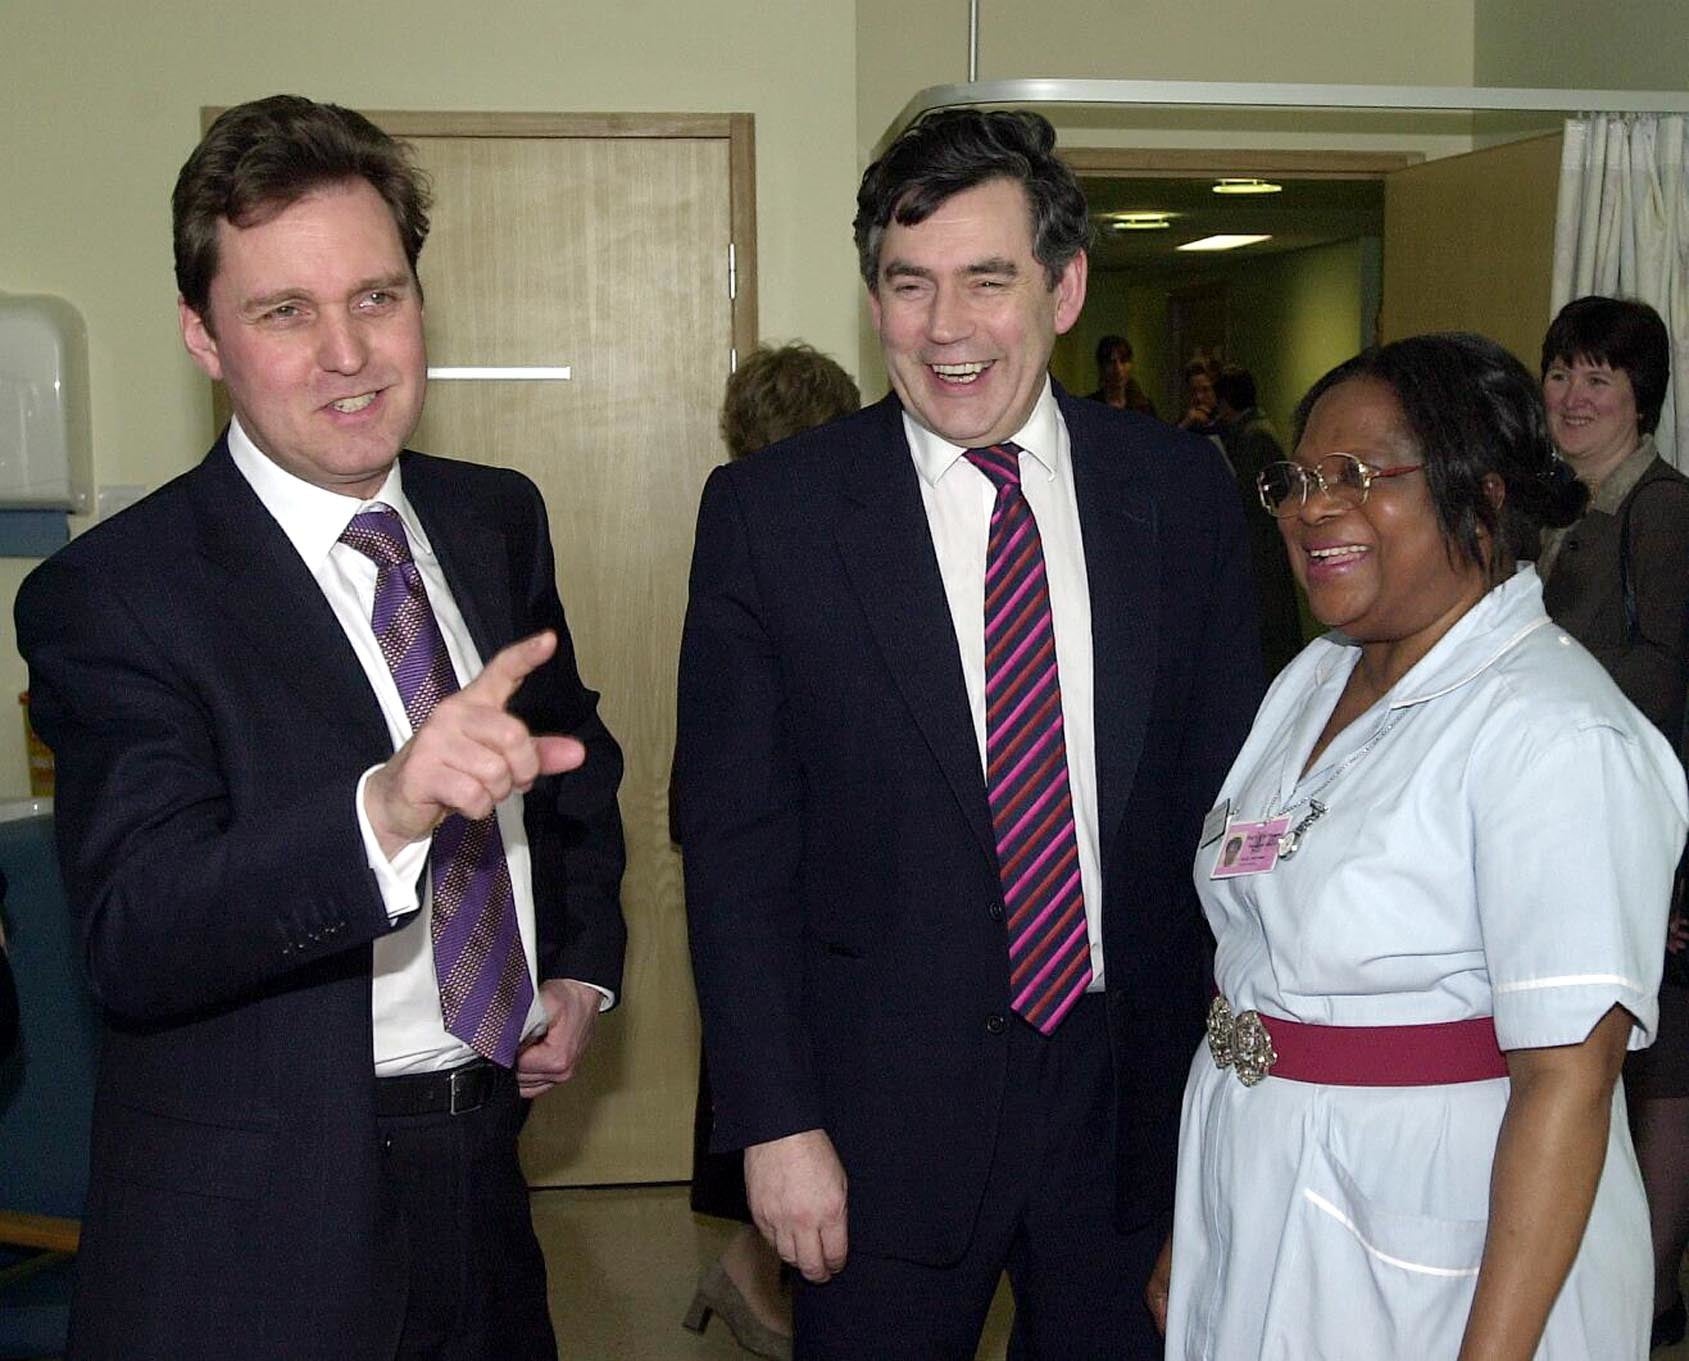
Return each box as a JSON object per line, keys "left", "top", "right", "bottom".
{"left": 869, "top": 177, "right": 1085, "bottom": 448}
{"left": 179, "top": 177, "right": 427, "bottom": 497}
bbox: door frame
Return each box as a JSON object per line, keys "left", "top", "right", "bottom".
{"left": 1061, "top": 147, "right": 1420, "bottom": 179}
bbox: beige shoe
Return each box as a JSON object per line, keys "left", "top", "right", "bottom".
{"left": 682, "top": 1258, "right": 793, "bottom": 1361}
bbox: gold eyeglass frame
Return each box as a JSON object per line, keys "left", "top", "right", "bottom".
{"left": 1256, "top": 453, "right": 1424, "bottom": 518}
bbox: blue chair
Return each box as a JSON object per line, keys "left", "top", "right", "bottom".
{"left": 0, "top": 801, "right": 99, "bottom": 1359}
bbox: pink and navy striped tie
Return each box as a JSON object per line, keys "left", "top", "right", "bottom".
{"left": 965, "top": 444, "right": 1093, "bottom": 1035}
{"left": 340, "top": 504, "right": 534, "bottom": 1068}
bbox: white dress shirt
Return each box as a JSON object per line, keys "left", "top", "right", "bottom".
{"left": 227, "top": 418, "right": 548, "bottom": 1074}
{"left": 904, "top": 379, "right": 1105, "bottom": 986}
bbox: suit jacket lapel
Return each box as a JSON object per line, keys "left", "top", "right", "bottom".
{"left": 1061, "top": 389, "right": 1159, "bottom": 866}
{"left": 187, "top": 439, "right": 389, "bottom": 752}
{"left": 834, "top": 397, "right": 997, "bottom": 863}
{"left": 401, "top": 453, "right": 513, "bottom": 665}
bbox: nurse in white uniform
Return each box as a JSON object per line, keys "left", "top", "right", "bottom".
{"left": 1152, "top": 333, "right": 1689, "bottom": 1360}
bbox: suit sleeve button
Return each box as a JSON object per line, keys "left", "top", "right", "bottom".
{"left": 985, "top": 1014, "right": 1007, "bottom": 1035}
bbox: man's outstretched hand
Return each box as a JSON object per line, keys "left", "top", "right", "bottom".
{"left": 364, "top": 630, "right": 584, "bottom": 856}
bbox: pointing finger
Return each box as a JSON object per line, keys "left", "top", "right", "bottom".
{"left": 462, "top": 630, "right": 557, "bottom": 710}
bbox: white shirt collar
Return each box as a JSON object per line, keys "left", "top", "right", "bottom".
{"left": 226, "top": 415, "right": 430, "bottom": 567}
{"left": 903, "top": 377, "right": 1064, "bottom": 488}
{"left": 1310, "top": 564, "right": 1554, "bottom": 707}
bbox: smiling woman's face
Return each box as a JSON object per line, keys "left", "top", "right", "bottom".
{"left": 1542, "top": 356, "right": 1640, "bottom": 483}
{"left": 1281, "top": 378, "right": 1489, "bottom": 649}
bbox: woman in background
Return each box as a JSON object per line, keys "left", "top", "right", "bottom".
{"left": 1085, "top": 333, "right": 1158, "bottom": 418}
{"left": 1155, "top": 332, "right": 1686, "bottom": 1359}
{"left": 679, "top": 342, "right": 859, "bottom": 1361}
{"left": 1538, "top": 295, "right": 1689, "bottom": 1349}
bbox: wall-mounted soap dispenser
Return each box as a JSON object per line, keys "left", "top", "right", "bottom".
{"left": 0, "top": 293, "right": 92, "bottom": 512}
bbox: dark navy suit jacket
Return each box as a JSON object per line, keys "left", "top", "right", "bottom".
{"left": 677, "top": 386, "right": 1263, "bottom": 1264}
{"left": 14, "top": 438, "right": 625, "bottom": 1360}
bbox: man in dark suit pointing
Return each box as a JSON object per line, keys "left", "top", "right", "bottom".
{"left": 15, "top": 95, "right": 625, "bottom": 1361}
{"left": 677, "top": 110, "right": 1262, "bottom": 1358}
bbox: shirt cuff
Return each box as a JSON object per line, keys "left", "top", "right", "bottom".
{"left": 355, "top": 765, "right": 431, "bottom": 923}
{"left": 564, "top": 980, "right": 616, "bottom": 1012}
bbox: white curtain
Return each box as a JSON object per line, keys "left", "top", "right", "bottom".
{"left": 1552, "top": 114, "right": 1689, "bottom": 467}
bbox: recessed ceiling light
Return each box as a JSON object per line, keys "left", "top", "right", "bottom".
{"left": 1177, "top": 234, "right": 1272, "bottom": 252}
{"left": 1212, "top": 178, "right": 1282, "bottom": 195}
{"left": 1109, "top": 212, "right": 1173, "bottom": 231}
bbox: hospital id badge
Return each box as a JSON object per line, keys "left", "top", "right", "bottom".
{"left": 1209, "top": 816, "right": 1291, "bottom": 878}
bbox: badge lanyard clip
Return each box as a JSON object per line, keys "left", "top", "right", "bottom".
{"left": 1276, "top": 799, "right": 1326, "bottom": 860}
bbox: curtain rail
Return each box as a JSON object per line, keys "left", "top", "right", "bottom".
{"left": 885, "top": 78, "right": 1689, "bottom": 152}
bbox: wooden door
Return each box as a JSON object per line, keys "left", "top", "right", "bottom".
{"left": 1381, "top": 131, "right": 1562, "bottom": 365}
{"left": 387, "top": 114, "right": 754, "bottom": 1185}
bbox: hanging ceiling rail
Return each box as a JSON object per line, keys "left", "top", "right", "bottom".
{"left": 883, "top": 78, "right": 1689, "bottom": 153}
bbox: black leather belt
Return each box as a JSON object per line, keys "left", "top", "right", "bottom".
{"left": 375, "top": 1059, "right": 504, "bottom": 1118}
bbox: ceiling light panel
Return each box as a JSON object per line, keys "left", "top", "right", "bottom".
{"left": 1176, "top": 234, "right": 1272, "bottom": 252}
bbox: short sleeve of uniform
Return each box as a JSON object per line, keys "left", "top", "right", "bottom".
{"left": 1474, "top": 719, "right": 1681, "bottom": 1051}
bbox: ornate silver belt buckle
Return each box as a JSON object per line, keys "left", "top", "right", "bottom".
{"left": 1206, "top": 995, "right": 1277, "bottom": 1088}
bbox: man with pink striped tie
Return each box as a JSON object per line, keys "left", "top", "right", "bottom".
{"left": 678, "top": 108, "right": 1264, "bottom": 1359}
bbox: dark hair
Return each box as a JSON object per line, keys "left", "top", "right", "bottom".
{"left": 1293, "top": 332, "right": 1588, "bottom": 579}
{"left": 853, "top": 109, "right": 1092, "bottom": 290}
{"left": 1540, "top": 295, "right": 1671, "bottom": 437}
{"left": 1214, "top": 364, "right": 1257, "bottom": 412}
{"left": 720, "top": 343, "right": 861, "bottom": 459}
{"left": 173, "top": 95, "right": 433, "bottom": 320}
{"left": 1095, "top": 334, "right": 1134, "bottom": 368}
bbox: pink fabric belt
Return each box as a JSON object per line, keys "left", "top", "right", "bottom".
{"left": 1207, "top": 993, "right": 1509, "bottom": 1087}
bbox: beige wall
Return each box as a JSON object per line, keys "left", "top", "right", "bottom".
{"left": 0, "top": 0, "right": 860, "bottom": 797}
{"left": 855, "top": 0, "right": 1479, "bottom": 161}
{"left": 1470, "top": 0, "right": 1688, "bottom": 147}
{"left": 1475, "top": 0, "right": 1689, "bottom": 88}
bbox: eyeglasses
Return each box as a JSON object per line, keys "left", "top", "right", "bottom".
{"left": 1256, "top": 453, "right": 1424, "bottom": 518}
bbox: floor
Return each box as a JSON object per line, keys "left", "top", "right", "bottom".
{"left": 535, "top": 1182, "right": 1689, "bottom": 1360}
{"left": 533, "top": 1183, "right": 1014, "bottom": 1360}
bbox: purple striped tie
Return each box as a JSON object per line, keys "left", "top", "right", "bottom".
{"left": 964, "top": 444, "right": 1093, "bottom": 1035}
{"left": 340, "top": 504, "right": 534, "bottom": 1068}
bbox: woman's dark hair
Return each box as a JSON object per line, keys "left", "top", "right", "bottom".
{"left": 1540, "top": 295, "right": 1672, "bottom": 437}
{"left": 1293, "top": 332, "right": 1588, "bottom": 579}
{"left": 853, "top": 109, "right": 1092, "bottom": 289}
{"left": 1095, "top": 334, "right": 1133, "bottom": 368}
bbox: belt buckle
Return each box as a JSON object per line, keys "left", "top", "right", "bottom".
{"left": 448, "top": 1064, "right": 486, "bottom": 1115}
{"left": 1206, "top": 995, "right": 1277, "bottom": 1088}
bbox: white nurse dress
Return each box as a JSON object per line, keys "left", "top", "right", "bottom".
{"left": 1165, "top": 567, "right": 1688, "bottom": 1360}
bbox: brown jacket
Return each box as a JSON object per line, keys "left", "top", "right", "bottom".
{"left": 1542, "top": 443, "right": 1689, "bottom": 749}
